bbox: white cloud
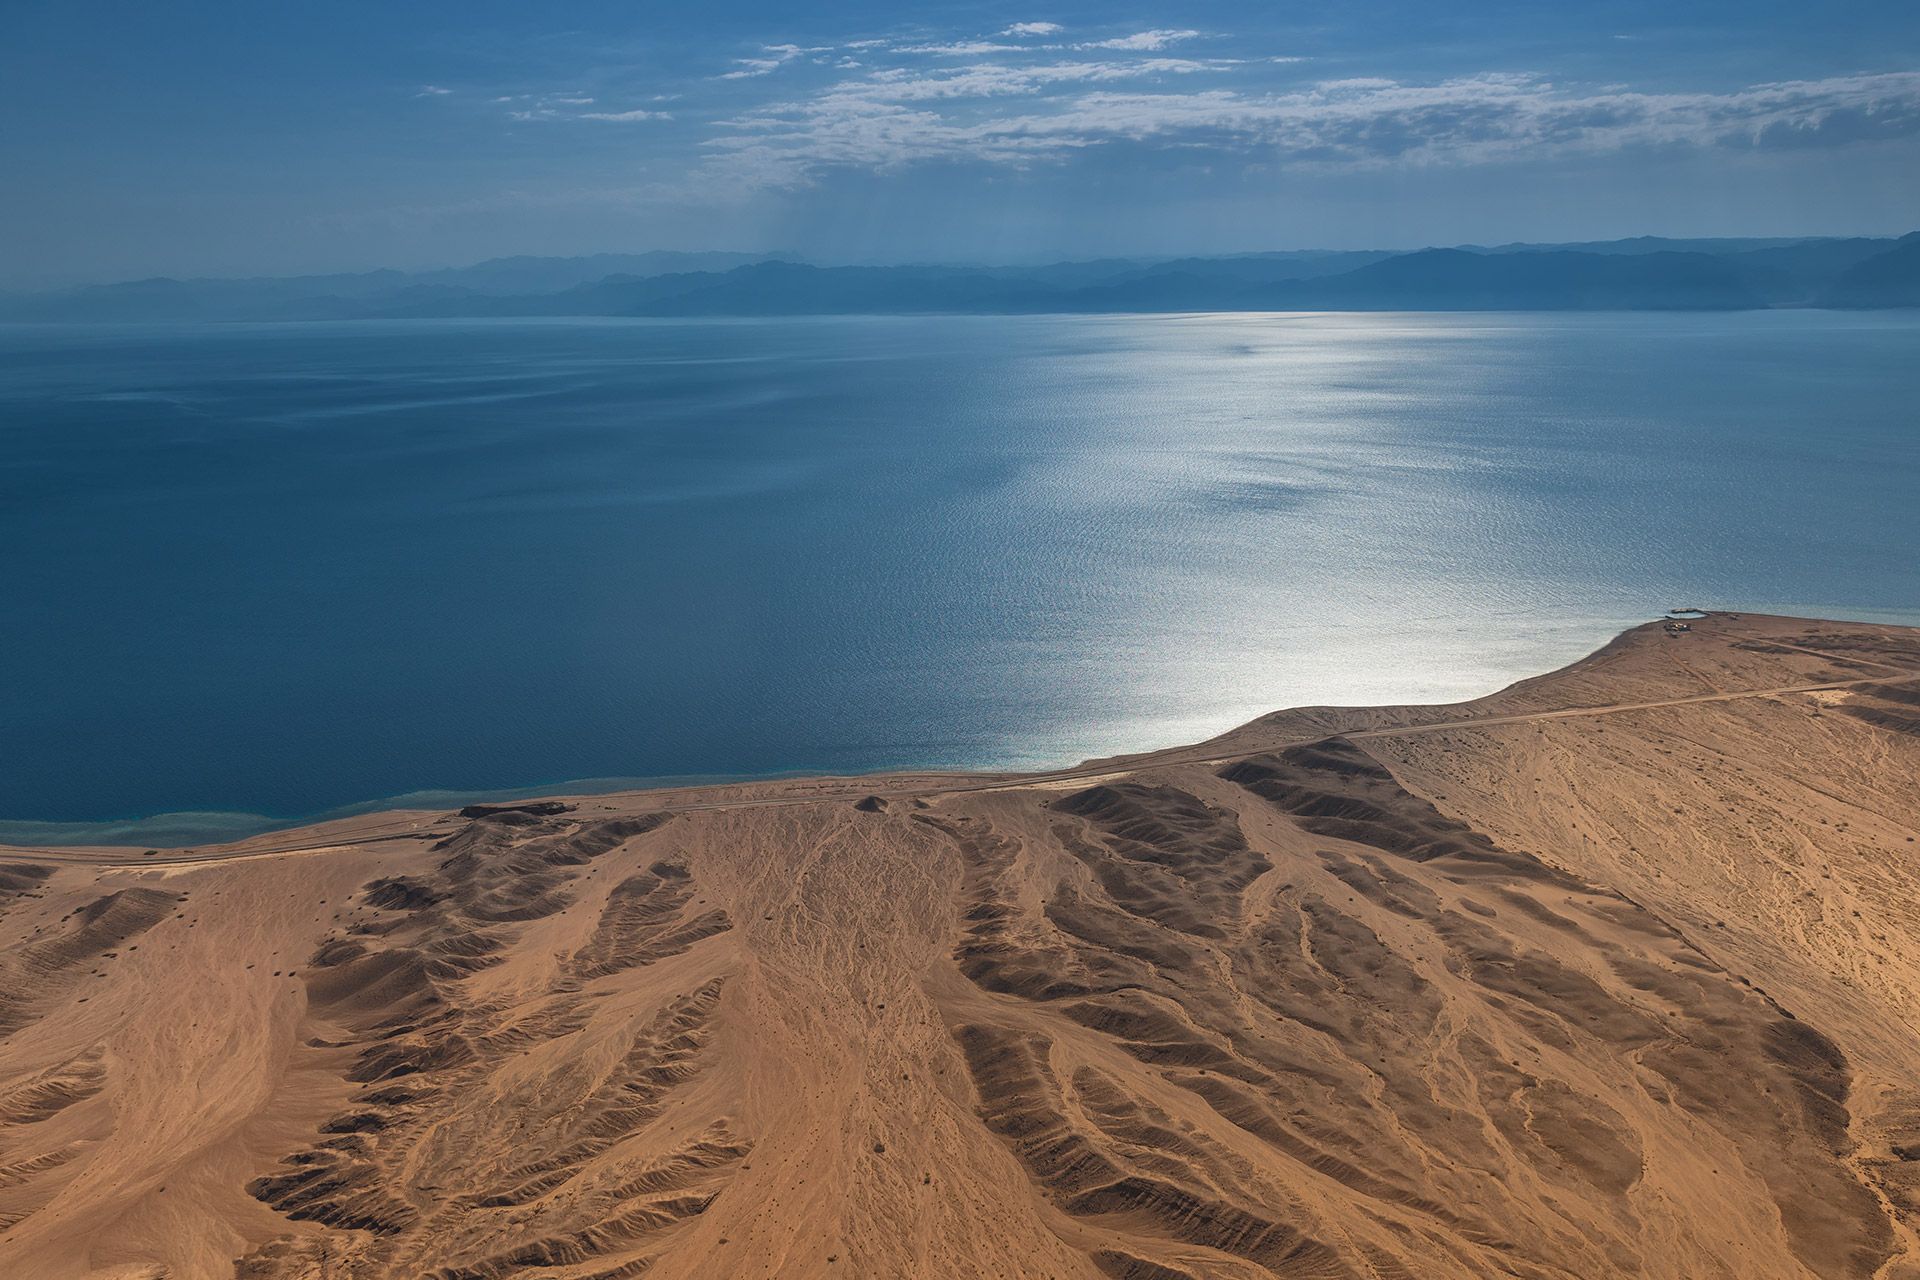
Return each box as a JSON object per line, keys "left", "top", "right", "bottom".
{"left": 717, "top": 43, "right": 822, "bottom": 79}
{"left": 475, "top": 23, "right": 1920, "bottom": 205}
{"left": 721, "top": 59, "right": 785, "bottom": 80}
{"left": 579, "top": 108, "right": 671, "bottom": 122}
{"left": 895, "top": 41, "right": 1022, "bottom": 57}
{"left": 1078, "top": 30, "right": 1200, "bottom": 52}
{"left": 415, "top": 85, "right": 453, "bottom": 97}
{"left": 856, "top": 58, "right": 1225, "bottom": 103}
{"left": 701, "top": 65, "right": 1920, "bottom": 188}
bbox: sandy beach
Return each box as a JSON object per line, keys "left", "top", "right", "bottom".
{"left": 2, "top": 609, "right": 1918, "bottom": 1278}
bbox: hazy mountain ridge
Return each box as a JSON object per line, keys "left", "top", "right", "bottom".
{"left": 6, "top": 235, "right": 1917, "bottom": 321}
{"left": 1820, "top": 232, "right": 1920, "bottom": 307}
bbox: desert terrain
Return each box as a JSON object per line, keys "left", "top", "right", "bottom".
{"left": 1, "top": 610, "right": 1918, "bottom": 1279}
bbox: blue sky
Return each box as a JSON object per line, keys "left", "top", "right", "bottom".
{"left": 4, "top": 0, "right": 1918, "bottom": 285}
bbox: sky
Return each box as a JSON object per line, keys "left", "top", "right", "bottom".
{"left": 3, "top": 0, "right": 1919, "bottom": 287}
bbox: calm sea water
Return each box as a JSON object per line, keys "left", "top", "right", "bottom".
{"left": 3, "top": 312, "right": 1917, "bottom": 842}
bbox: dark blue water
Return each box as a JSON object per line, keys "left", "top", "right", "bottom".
{"left": 4, "top": 312, "right": 1917, "bottom": 842}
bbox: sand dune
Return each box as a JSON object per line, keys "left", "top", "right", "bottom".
{"left": 2, "top": 611, "right": 1918, "bottom": 1278}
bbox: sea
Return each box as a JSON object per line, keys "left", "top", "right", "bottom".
{"left": 3, "top": 311, "right": 1917, "bottom": 843}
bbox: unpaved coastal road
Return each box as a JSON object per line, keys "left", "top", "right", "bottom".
{"left": 11, "top": 663, "right": 1914, "bottom": 870}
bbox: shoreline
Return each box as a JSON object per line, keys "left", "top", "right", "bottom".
{"left": 3, "top": 607, "right": 1661, "bottom": 849}
{"left": 10, "top": 607, "right": 1917, "bottom": 862}
{"left": 17, "top": 598, "right": 1916, "bottom": 853}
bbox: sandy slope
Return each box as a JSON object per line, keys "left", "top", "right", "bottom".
{"left": 1, "top": 611, "right": 1918, "bottom": 1279}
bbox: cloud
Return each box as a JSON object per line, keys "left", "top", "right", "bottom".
{"left": 471, "top": 22, "right": 1920, "bottom": 209}
{"left": 854, "top": 58, "right": 1226, "bottom": 103}
{"left": 718, "top": 43, "right": 822, "bottom": 79}
{"left": 1078, "top": 30, "right": 1200, "bottom": 52}
{"left": 579, "top": 108, "right": 672, "bottom": 122}
{"left": 721, "top": 59, "right": 786, "bottom": 79}
{"left": 701, "top": 64, "right": 1920, "bottom": 187}
{"left": 895, "top": 41, "right": 1022, "bottom": 56}
{"left": 415, "top": 85, "right": 453, "bottom": 97}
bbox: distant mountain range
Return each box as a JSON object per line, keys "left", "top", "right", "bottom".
{"left": 7, "top": 235, "right": 1918, "bottom": 321}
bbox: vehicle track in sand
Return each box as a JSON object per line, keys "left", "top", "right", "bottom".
{"left": 11, "top": 660, "right": 1915, "bottom": 870}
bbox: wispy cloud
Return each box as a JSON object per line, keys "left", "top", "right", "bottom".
{"left": 854, "top": 58, "right": 1227, "bottom": 103}
{"left": 415, "top": 85, "right": 453, "bottom": 97}
{"left": 895, "top": 41, "right": 1022, "bottom": 57}
{"left": 579, "top": 107, "right": 671, "bottom": 122}
{"left": 702, "top": 64, "right": 1920, "bottom": 186}
{"left": 719, "top": 43, "right": 826, "bottom": 79}
{"left": 463, "top": 21, "right": 1920, "bottom": 198}
{"left": 1078, "top": 30, "right": 1200, "bottom": 52}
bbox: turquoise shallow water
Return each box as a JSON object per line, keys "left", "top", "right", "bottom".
{"left": 3, "top": 311, "right": 1917, "bottom": 842}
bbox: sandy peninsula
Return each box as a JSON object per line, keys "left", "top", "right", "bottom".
{"left": 1, "top": 610, "right": 1918, "bottom": 1279}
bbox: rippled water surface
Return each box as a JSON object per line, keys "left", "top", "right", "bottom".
{"left": 4, "top": 312, "right": 1917, "bottom": 839}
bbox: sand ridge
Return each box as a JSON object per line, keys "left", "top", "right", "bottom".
{"left": 2, "top": 611, "right": 1918, "bottom": 1278}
